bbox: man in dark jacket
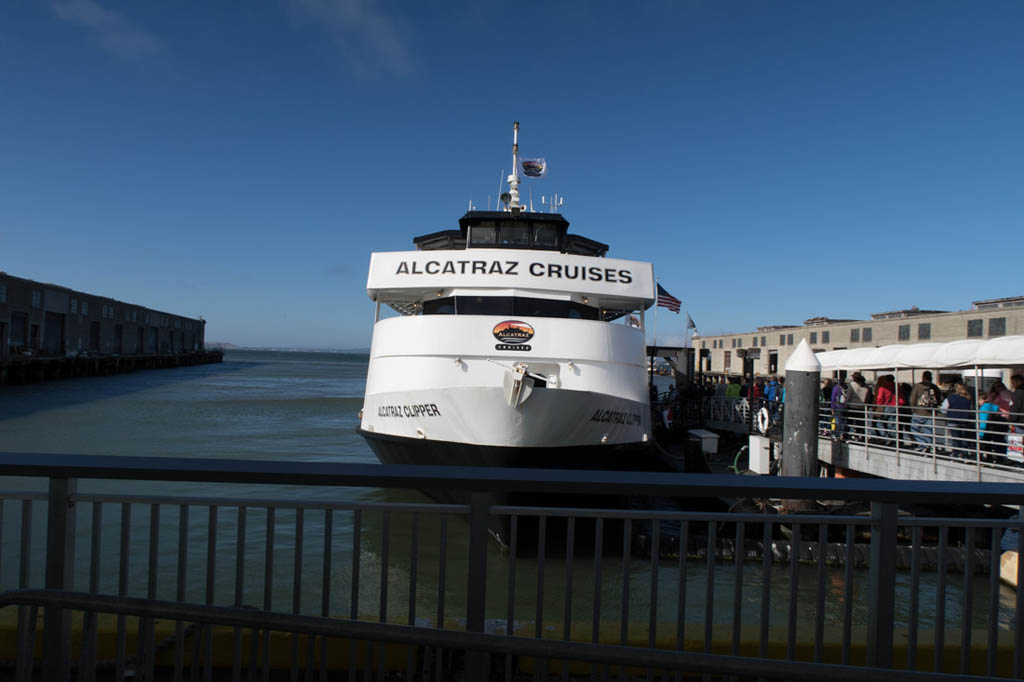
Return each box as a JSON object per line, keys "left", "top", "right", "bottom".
{"left": 909, "top": 371, "right": 942, "bottom": 450}
{"left": 1010, "top": 375, "right": 1024, "bottom": 426}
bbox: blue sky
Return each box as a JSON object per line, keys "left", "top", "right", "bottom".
{"left": 2, "top": 1, "right": 1022, "bottom": 349}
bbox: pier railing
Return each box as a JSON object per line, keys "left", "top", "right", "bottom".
{"left": 818, "top": 402, "right": 1024, "bottom": 481}
{"left": 1, "top": 453, "right": 1023, "bottom": 680}
{"left": 702, "top": 396, "right": 785, "bottom": 440}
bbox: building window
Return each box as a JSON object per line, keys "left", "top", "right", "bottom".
{"left": 0, "top": 283, "right": 6, "bottom": 303}
{"left": 863, "top": 327, "right": 872, "bottom": 342}
{"left": 779, "top": 334, "right": 785, "bottom": 345}
{"left": 81, "top": 301, "right": 88, "bottom": 316}
{"left": 898, "top": 324, "right": 910, "bottom": 341}
{"left": 761, "top": 336, "right": 766, "bottom": 346}
{"left": 967, "top": 319, "right": 983, "bottom": 337}
{"left": 701, "top": 341, "right": 706, "bottom": 349}
{"left": 71, "top": 299, "right": 78, "bottom": 314}
{"left": 787, "top": 333, "right": 794, "bottom": 345}
{"left": 31, "top": 291, "right": 41, "bottom": 309}
{"left": 132, "top": 311, "right": 137, "bottom": 322}
{"left": 990, "top": 317, "right": 1006, "bottom": 337}
{"left": 724, "top": 351, "right": 731, "bottom": 372}
{"left": 822, "top": 331, "right": 830, "bottom": 343}
{"left": 851, "top": 328, "right": 860, "bottom": 342}
{"left": 753, "top": 336, "right": 758, "bottom": 347}
{"left": 810, "top": 332, "right": 817, "bottom": 344}
{"left": 918, "top": 323, "right": 931, "bottom": 340}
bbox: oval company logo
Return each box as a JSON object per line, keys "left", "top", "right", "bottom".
{"left": 492, "top": 320, "right": 535, "bottom": 344}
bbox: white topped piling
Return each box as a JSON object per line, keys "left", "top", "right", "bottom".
{"left": 781, "top": 340, "right": 822, "bottom": 509}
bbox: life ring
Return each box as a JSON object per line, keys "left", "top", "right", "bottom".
{"left": 756, "top": 407, "right": 770, "bottom": 435}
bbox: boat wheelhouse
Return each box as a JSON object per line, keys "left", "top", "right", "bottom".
{"left": 358, "top": 126, "right": 658, "bottom": 473}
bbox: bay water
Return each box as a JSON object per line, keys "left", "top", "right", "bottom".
{"left": 0, "top": 350, "right": 1015, "bottom": 641}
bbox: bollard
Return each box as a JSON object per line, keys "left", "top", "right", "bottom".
{"left": 781, "top": 340, "right": 820, "bottom": 510}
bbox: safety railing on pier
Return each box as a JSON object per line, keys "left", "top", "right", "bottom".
{"left": 702, "top": 396, "right": 785, "bottom": 440}
{"left": 819, "top": 402, "right": 1024, "bottom": 480}
{"left": 1, "top": 453, "right": 1023, "bottom": 681}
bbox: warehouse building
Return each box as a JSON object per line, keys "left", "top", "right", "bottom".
{"left": 695, "top": 296, "right": 1024, "bottom": 378}
{"left": 0, "top": 272, "right": 205, "bottom": 362}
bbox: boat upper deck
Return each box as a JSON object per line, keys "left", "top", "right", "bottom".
{"left": 412, "top": 211, "right": 609, "bottom": 257}
{"left": 366, "top": 211, "right": 656, "bottom": 317}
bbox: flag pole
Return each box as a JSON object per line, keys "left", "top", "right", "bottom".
{"left": 684, "top": 308, "right": 689, "bottom": 349}
{"left": 653, "top": 280, "right": 659, "bottom": 348}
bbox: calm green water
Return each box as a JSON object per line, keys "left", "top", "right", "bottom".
{"left": 0, "top": 350, "right": 1016, "bottom": 639}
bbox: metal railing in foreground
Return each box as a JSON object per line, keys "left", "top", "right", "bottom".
{"left": 1, "top": 453, "right": 1024, "bottom": 681}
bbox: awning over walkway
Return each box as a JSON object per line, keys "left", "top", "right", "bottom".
{"left": 815, "top": 335, "right": 1024, "bottom": 371}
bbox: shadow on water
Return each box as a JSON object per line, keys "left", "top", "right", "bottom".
{"left": 0, "top": 360, "right": 254, "bottom": 422}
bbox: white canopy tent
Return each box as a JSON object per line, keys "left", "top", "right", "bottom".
{"left": 816, "top": 336, "right": 1024, "bottom": 372}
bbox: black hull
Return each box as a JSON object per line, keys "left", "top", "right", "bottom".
{"left": 357, "top": 427, "right": 668, "bottom": 507}
{"left": 359, "top": 427, "right": 657, "bottom": 469}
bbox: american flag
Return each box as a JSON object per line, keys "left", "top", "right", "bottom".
{"left": 656, "top": 284, "right": 681, "bottom": 313}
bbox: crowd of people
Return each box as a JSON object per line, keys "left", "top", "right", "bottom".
{"left": 823, "top": 372, "right": 1024, "bottom": 463}
{"left": 700, "top": 375, "right": 786, "bottom": 402}
{"left": 697, "top": 372, "right": 1024, "bottom": 464}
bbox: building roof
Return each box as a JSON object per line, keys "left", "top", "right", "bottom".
{"left": 972, "top": 295, "right": 1024, "bottom": 309}
{"left": 869, "top": 306, "right": 948, "bottom": 320}
{"left": 803, "top": 316, "right": 857, "bottom": 326}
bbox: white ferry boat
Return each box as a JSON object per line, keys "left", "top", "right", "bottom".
{"left": 358, "top": 124, "right": 658, "bottom": 473}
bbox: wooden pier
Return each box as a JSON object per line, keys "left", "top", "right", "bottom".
{"left": 0, "top": 349, "right": 223, "bottom": 385}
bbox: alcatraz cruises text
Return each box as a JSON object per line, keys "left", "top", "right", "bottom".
{"left": 394, "top": 258, "right": 635, "bottom": 283}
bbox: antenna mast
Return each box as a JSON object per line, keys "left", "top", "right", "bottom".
{"left": 542, "top": 193, "right": 564, "bottom": 214}
{"left": 507, "top": 121, "right": 521, "bottom": 211}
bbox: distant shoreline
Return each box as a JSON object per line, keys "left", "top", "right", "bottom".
{"left": 211, "top": 345, "right": 370, "bottom": 354}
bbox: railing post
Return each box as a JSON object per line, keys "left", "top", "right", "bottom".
{"left": 43, "top": 476, "right": 77, "bottom": 682}
{"left": 866, "top": 500, "right": 897, "bottom": 668}
{"left": 465, "top": 492, "right": 491, "bottom": 680}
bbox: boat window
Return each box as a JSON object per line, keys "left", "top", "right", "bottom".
{"left": 422, "top": 298, "right": 456, "bottom": 315}
{"left": 499, "top": 224, "right": 530, "bottom": 247}
{"left": 533, "top": 225, "right": 560, "bottom": 249}
{"left": 470, "top": 226, "right": 497, "bottom": 246}
{"left": 458, "top": 296, "right": 514, "bottom": 316}
{"left": 420, "top": 296, "right": 599, "bottom": 320}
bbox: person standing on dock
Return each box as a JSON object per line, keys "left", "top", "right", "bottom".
{"left": 1010, "top": 375, "right": 1024, "bottom": 425}
{"left": 1010, "top": 375, "right": 1024, "bottom": 418}
{"left": 909, "top": 371, "right": 942, "bottom": 451}
{"left": 941, "top": 383, "right": 975, "bottom": 457}
{"left": 845, "top": 372, "right": 871, "bottom": 440}
{"left": 830, "top": 376, "right": 848, "bottom": 439}
{"left": 872, "top": 375, "right": 898, "bottom": 445}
